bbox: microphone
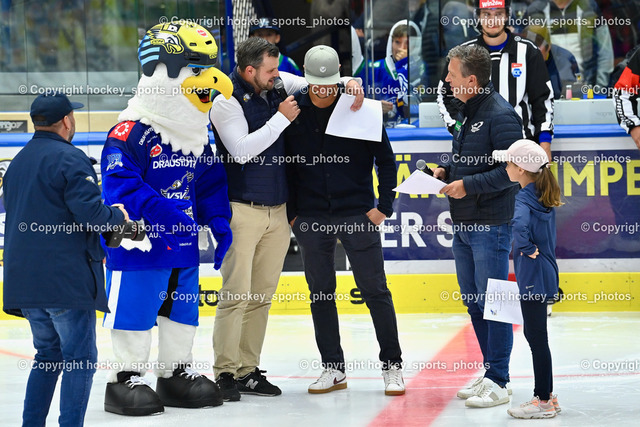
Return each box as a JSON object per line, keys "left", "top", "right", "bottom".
{"left": 273, "top": 77, "right": 298, "bottom": 124}
{"left": 416, "top": 159, "right": 434, "bottom": 176}
{"left": 274, "top": 77, "right": 288, "bottom": 101}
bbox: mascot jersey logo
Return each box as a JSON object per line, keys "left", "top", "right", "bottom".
{"left": 109, "top": 121, "right": 134, "bottom": 141}
{"left": 160, "top": 171, "right": 194, "bottom": 199}
{"left": 106, "top": 153, "right": 123, "bottom": 171}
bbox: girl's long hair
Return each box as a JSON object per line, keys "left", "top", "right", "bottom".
{"left": 526, "top": 167, "right": 563, "bottom": 208}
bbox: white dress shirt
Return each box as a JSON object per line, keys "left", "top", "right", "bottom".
{"left": 210, "top": 72, "right": 358, "bottom": 164}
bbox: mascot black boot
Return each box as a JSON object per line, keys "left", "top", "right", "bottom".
{"left": 154, "top": 316, "right": 223, "bottom": 408}
{"left": 105, "top": 329, "right": 164, "bottom": 416}
{"left": 104, "top": 371, "right": 164, "bottom": 416}
{"left": 156, "top": 365, "right": 223, "bottom": 408}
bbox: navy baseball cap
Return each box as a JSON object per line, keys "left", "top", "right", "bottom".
{"left": 30, "top": 93, "right": 84, "bottom": 126}
{"left": 249, "top": 17, "right": 280, "bottom": 35}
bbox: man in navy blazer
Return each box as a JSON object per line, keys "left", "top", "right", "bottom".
{"left": 2, "top": 93, "right": 128, "bottom": 426}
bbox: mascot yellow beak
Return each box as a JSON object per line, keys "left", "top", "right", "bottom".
{"left": 182, "top": 67, "right": 233, "bottom": 113}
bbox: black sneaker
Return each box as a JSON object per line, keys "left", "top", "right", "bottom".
{"left": 236, "top": 368, "right": 281, "bottom": 396}
{"left": 216, "top": 372, "right": 241, "bottom": 402}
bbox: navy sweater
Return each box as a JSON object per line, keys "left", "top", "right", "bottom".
{"left": 284, "top": 90, "right": 396, "bottom": 220}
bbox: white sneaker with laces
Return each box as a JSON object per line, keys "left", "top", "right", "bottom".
{"left": 382, "top": 367, "right": 405, "bottom": 396}
{"left": 465, "top": 377, "right": 509, "bottom": 408}
{"left": 458, "top": 376, "right": 512, "bottom": 399}
{"left": 308, "top": 369, "right": 347, "bottom": 394}
{"left": 457, "top": 375, "right": 483, "bottom": 399}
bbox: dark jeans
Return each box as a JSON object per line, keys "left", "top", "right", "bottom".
{"left": 293, "top": 214, "right": 402, "bottom": 371}
{"left": 521, "top": 300, "right": 553, "bottom": 399}
{"left": 452, "top": 224, "right": 513, "bottom": 387}
{"left": 21, "top": 308, "right": 97, "bottom": 427}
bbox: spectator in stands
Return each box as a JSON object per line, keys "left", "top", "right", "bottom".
{"left": 360, "top": 20, "right": 426, "bottom": 125}
{"left": 526, "top": 0, "right": 614, "bottom": 87}
{"left": 522, "top": 25, "right": 580, "bottom": 99}
{"left": 250, "top": 18, "right": 302, "bottom": 76}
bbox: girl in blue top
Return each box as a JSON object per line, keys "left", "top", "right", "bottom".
{"left": 493, "top": 139, "right": 563, "bottom": 419}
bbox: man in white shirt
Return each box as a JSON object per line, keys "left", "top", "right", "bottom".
{"left": 209, "top": 37, "right": 363, "bottom": 401}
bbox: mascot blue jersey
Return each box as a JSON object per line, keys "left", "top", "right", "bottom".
{"left": 101, "top": 120, "right": 230, "bottom": 271}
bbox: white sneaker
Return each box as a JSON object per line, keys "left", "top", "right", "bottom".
{"left": 382, "top": 367, "right": 405, "bottom": 396}
{"left": 507, "top": 396, "right": 557, "bottom": 419}
{"left": 458, "top": 376, "right": 512, "bottom": 399}
{"left": 465, "top": 377, "right": 509, "bottom": 408}
{"left": 308, "top": 369, "right": 347, "bottom": 394}
{"left": 457, "top": 376, "right": 483, "bottom": 399}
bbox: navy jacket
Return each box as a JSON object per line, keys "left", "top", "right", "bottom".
{"left": 439, "top": 83, "right": 523, "bottom": 225}
{"left": 284, "top": 89, "right": 396, "bottom": 220}
{"left": 512, "top": 183, "right": 559, "bottom": 301}
{"left": 3, "top": 131, "right": 125, "bottom": 314}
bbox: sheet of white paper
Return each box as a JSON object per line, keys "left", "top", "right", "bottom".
{"left": 393, "top": 169, "right": 446, "bottom": 195}
{"left": 325, "top": 94, "right": 383, "bottom": 142}
{"left": 483, "top": 278, "right": 524, "bottom": 325}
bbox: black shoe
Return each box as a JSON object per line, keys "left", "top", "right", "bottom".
{"left": 236, "top": 368, "right": 282, "bottom": 396}
{"left": 156, "top": 366, "right": 224, "bottom": 408}
{"left": 105, "top": 371, "right": 165, "bottom": 416}
{"left": 215, "top": 372, "right": 241, "bottom": 402}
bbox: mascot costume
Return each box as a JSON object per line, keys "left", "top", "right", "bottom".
{"left": 100, "top": 22, "right": 233, "bottom": 416}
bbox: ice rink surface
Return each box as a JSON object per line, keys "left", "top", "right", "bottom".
{"left": 1, "top": 312, "right": 639, "bottom": 426}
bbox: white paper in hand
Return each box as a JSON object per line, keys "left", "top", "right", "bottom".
{"left": 325, "top": 94, "right": 383, "bottom": 142}
{"left": 482, "top": 278, "right": 523, "bottom": 325}
{"left": 393, "top": 169, "right": 446, "bottom": 195}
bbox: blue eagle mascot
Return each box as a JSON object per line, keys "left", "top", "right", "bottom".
{"left": 100, "top": 22, "right": 233, "bottom": 416}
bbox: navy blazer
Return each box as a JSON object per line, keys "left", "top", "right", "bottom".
{"left": 3, "top": 131, "right": 125, "bottom": 315}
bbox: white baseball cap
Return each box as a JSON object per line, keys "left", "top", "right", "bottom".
{"left": 492, "top": 139, "right": 549, "bottom": 173}
{"left": 304, "top": 45, "right": 341, "bottom": 85}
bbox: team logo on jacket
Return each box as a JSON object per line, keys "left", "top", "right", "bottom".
{"left": 160, "top": 171, "right": 194, "bottom": 199}
{"left": 150, "top": 144, "right": 163, "bottom": 157}
{"left": 109, "top": 121, "right": 134, "bottom": 141}
{"left": 511, "top": 63, "right": 523, "bottom": 78}
{"left": 470, "top": 121, "right": 484, "bottom": 133}
{"left": 106, "top": 153, "right": 123, "bottom": 171}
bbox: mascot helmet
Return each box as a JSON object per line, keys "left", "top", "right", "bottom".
{"left": 139, "top": 22, "right": 220, "bottom": 78}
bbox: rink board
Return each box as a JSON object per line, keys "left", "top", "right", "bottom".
{"left": 1, "top": 272, "right": 639, "bottom": 319}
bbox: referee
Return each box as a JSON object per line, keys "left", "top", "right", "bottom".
{"left": 437, "top": 0, "right": 554, "bottom": 159}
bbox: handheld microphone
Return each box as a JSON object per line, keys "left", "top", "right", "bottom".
{"left": 274, "top": 77, "right": 288, "bottom": 101}
{"left": 416, "top": 159, "right": 434, "bottom": 176}
{"left": 274, "top": 77, "right": 298, "bottom": 124}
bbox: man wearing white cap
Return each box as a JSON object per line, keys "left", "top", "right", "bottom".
{"left": 285, "top": 45, "right": 404, "bottom": 396}
{"left": 209, "top": 38, "right": 365, "bottom": 401}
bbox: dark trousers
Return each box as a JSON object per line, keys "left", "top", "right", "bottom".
{"left": 292, "top": 214, "right": 402, "bottom": 371}
{"left": 521, "top": 300, "right": 553, "bottom": 399}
